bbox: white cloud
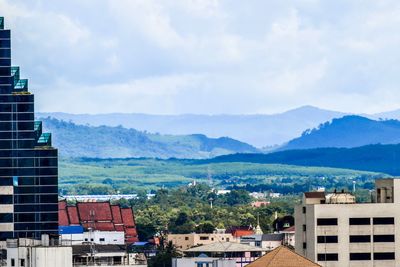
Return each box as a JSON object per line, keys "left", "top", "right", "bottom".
{"left": 1, "top": 0, "right": 400, "bottom": 114}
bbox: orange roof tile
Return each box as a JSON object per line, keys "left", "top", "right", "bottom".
{"left": 246, "top": 246, "right": 321, "bottom": 267}
{"left": 67, "top": 206, "right": 80, "bottom": 225}
{"left": 77, "top": 202, "right": 113, "bottom": 222}
{"left": 111, "top": 205, "right": 123, "bottom": 224}
{"left": 121, "top": 208, "right": 135, "bottom": 227}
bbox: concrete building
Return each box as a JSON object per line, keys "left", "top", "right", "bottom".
{"left": 295, "top": 178, "right": 400, "bottom": 267}
{"left": 183, "top": 242, "right": 265, "bottom": 267}
{"left": 167, "top": 233, "right": 237, "bottom": 251}
{"left": 241, "top": 234, "right": 284, "bottom": 251}
{"left": 172, "top": 257, "right": 236, "bottom": 267}
{"left": 6, "top": 237, "right": 72, "bottom": 267}
{"left": 72, "top": 245, "right": 146, "bottom": 267}
{"left": 60, "top": 226, "right": 125, "bottom": 245}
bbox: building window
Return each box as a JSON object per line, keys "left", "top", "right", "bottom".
{"left": 11, "top": 259, "right": 15, "bottom": 267}
{"left": 200, "top": 236, "right": 209, "bottom": 240}
{"left": 373, "top": 217, "right": 394, "bottom": 225}
{"left": 350, "top": 235, "right": 371, "bottom": 243}
{"left": 350, "top": 253, "right": 371, "bottom": 261}
{"left": 99, "top": 238, "right": 105, "bottom": 242}
{"left": 317, "top": 236, "right": 338, "bottom": 243}
{"left": 302, "top": 224, "right": 306, "bottom": 231}
{"left": 374, "top": 252, "right": 395, "bottom": 260}
{"left": 317, "top": 253, "right": 338, "bottom": 261}
{"left": 211, "top": 238, "right": 214, "bottom": 241}
{"left": 185, "top": 237, "right": 189, "bottom": 241}
{"left": 349, "top": 218, "right": 370, "bottom": 225}
{"left": 373, "top": 235, "right": 395, "bottom": 242}
{"left": 226, "top": 238, "right": 229, "bottom": 242}
{"left": 84, "top": 238, "right": 88, "bottom": 241}
{"left": 317, "top": 218, "right": 338, "bottom": 226}
{"left": 303, "top": 242, "right": 307, "bottom": 249}
{"left": 302, "top": 207, "right": 306, "bottom": 213}
{"left": 20, "top": 259, "right": 25, "bottom": 266}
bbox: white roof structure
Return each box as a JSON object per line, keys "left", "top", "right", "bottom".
{"left": 185, "top": 242, "right": 265, "bottom": 253}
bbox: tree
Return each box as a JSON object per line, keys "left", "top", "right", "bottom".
{"left": 195, "top": 222, "right": 215, "bottom": 233}
{"left": 148, "top": 240, "right": 181, "bottom": 267}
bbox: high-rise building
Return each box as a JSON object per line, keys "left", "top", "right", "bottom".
{"left": 295, "top": 178, "right": 400, "bottom": 267}
{"left": 0, "top": 17, "right": 58, "bottom": 239}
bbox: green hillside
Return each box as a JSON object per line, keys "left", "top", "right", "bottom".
{"left": 280, "top": 116, "right": 400, "bottom": 150}
{"left": 41, "top": 118, "right": 258, "bottom": 158}
{"left": 59, "top": 158, "right": 386, "bottom": 195}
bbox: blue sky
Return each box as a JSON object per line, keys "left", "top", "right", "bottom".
{"left": 1, "top": 0, "right": 400, "bottom": 114}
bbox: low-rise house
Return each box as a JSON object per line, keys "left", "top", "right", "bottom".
{"left": 168, "top": 233, "right": 237, "bottom": 251}
{"left": 59, "top": 201, "right": 139, "bottom": 244}
{"left": 60, "top": 226, "right": 125, "bottom": 245}
{"left": 72, "top": 244, "right": 146, "bottom": 267}
{"left": 183, "top": 242, "right": 266, "bottom": 267}
{"left": 280, "top": 226, "right": 295, "bottom": 247}
{"left": 241, "top": 233, "right": 284, "bottom": 251}
{"left": 172, "top": 256, "right": 236, "bottom": 267}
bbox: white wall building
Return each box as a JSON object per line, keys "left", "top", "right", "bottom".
{"left": 61, "top": 231, "right": 125, "bottom": 245}
{"left": 6, "top": 238, "right": 72, "bottom": 267}
{"left": 295, "top": 178, "right": 400, "bottom": 267}
{"left": 172, "top": 257, "right": 236, "bottom": 267}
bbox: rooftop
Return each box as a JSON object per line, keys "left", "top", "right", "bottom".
{"left": 185, "top": 242, "right": 264, "bottom": 253}
{"left": 246, "top": 246, "right": 321, "bottom": 267}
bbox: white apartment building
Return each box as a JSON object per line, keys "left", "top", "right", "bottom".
{"left": 295, "top": 178, "right": 400, "bottom": 267}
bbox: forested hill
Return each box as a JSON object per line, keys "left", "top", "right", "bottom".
{"left": 279, "top": 116, "right": 400, "bottom": 151}
{"left": 41, "top": 118, "right": 259, "bottom": 158}
{"left": 205, "top": 144, "right": 400, "bottom": 175}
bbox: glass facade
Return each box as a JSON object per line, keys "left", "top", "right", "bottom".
{"left": 0, "top": 17, "right": 58, "bottom": 240}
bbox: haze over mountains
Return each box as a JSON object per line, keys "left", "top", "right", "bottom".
{"left": 38, "top": 106, "right": 346, "bottom": 148}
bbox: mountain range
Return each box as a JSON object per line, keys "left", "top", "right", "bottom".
{"left": 37, "top": 106, "right": 346, "bottom": 148}
{"left": 41, "top": 118, "right": 258, "bottom": 159}
{"left": 279, "top": 115, "right": 400, "bottom": 151}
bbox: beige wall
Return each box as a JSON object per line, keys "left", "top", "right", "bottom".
{"left": 296, "top": 202, "right": 400, "bottom": 267}
{"left": 168, "top": 233, "right": 237, "bottom": 251}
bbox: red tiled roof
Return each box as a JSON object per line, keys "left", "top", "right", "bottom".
{"left": 115, "top": 225, "right": 125, "bottom": 232}
{"left": 111, "top": 205, "right": 123, "bottom": 224}
{"left": 77, "top": 202, "right": 113, "bottom": 222}
{"left": 125, "top": 227, "right": 139, "bottom": 243}
{"left": 59, "top": 209, "right": 69, "bottom": 226}
{"left": 59, "top": 200, "right": 67, "bottom": 210}
{"left": 121, "top": 208, "right": 135, "bottom": 227}
{"left": 97, "top": 222, "right": 116, "bottom": 231}
{"left": 67, "top": 206, "right": 80, "bottom": 225}
{"left": 59, "top": 201, "right": 139, "bottom": 243}
{"left": 233, "top": 229, "right": 255, "bottom": 238}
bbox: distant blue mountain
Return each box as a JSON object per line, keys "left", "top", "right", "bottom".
{"left": 37, "top": 105, "right": 346, "bottom": 147}
{"left": 279, "top": 115, "right": 400, "bottom": 151}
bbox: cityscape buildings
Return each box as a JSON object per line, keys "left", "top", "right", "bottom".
{"left": 0, "top": 17, "right": 58, "bottom": 239}
{"left": 295, "top": 178, "right": 399, "bottom": 267}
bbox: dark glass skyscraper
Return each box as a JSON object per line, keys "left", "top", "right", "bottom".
{"left": 0, "top": 17, "right": 58, "bottom": 239}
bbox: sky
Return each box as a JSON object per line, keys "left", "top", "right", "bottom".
{"left": 1, "top": 0, "right": 400, "bottom": 115}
